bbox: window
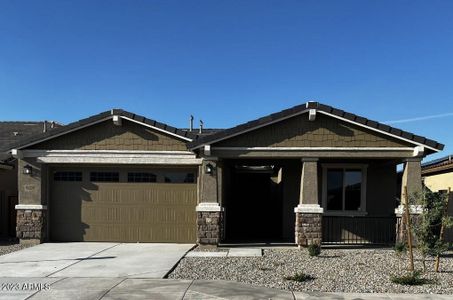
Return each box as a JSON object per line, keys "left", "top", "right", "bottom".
{"left": 54, "top": 171, "right": 82, "bottom": 182}
{"left": 128, "top": 172, "right": 157, "bottom": 183}
{"left": 90, "top": 172, "right": 119, "bottom": 182}
{"left": 163, "top": 172, "right": 195, "bottom": 183}
{"left": 323, "top": 165, "right": 367, "bottom": 214}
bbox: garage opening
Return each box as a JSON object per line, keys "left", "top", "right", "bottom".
{"left": 49, "top": 166, "right": 198, "bottom": 243}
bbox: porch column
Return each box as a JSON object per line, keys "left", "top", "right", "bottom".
{"left": 16, "top": 158, "right": 48, "bottom": 245}
{"left": 295, "top": 158, "right": 323, "bottom": 247}
{"left": 395, "top": 158, "right": 423, "bottom": 243}
{"left": 196, "top": 158, "right": 223, "bottom": 247}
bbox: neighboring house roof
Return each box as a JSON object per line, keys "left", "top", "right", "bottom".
{"left": 0, "top": 121, "right": 61, "bottom": 153}
{"left": 188, "top": 101, "right": 444, "bottom": 152}
{"left": 8, "top": 109, "right": 200, "bottom": 151}
{"left": 422, "top": 155, "right": 453, "bottom": 175}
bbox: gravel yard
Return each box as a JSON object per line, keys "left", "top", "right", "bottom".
{"left": 0, "top": 240, "right": 31, "bottom": 256}
{"left": 169, "top": 247, "right": 453, "bottom": 294}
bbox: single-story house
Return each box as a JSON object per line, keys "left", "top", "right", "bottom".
{"left": 0, "top": 121, "right": 59, "bottom": 238}
{"left": 5, "top": 102, "right": 444, "bottom": 246}
{"left": 421, "top": 155, "right": 453, "bottom": 242}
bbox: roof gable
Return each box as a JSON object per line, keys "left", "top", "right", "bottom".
{"left": 28, "top": 119, "right": 188, "bottom": 151}
{"left": 10, "top": 109, "right": 196, "bottom": 151}
{"left": 189, "top": 102, "right": 444, "bottom": 152}
{"left": 214, "top": 113, "right": 413, "bottom": 149}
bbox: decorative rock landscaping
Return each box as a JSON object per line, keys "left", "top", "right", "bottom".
{"left": 169, "top": 247, "right": 453, "bottom": 294}
{"left": 0, "top": 240, "right": 31, "bottom": 256}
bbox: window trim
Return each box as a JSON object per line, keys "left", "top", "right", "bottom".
{"left": 322, "top": 164, "right": 368, "bottom": 216}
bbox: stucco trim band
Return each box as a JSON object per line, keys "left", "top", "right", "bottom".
{"left": 294, "top": 204, "right": 324, "bottom": 214}
{"left": 15, "top": 205, "right": 47, "bottom": 210}
{"left": 196, "top": 202, "right": 224, "bottom": 212}
{"left": 394, "top": 204, "right": 424, "bottom": 216}
{"left": 19, "top": 150, "right": 202, "bottom": 165}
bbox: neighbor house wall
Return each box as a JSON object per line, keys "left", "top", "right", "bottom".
{"left": 424, "top": 172, "right": 453, "bottom": 192}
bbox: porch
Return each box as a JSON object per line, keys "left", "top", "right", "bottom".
{"left": 198, "top": 157, "right": 414, "bottom": 246}
{"left": 192, "top": 102, "right": 433, "bottom": 248}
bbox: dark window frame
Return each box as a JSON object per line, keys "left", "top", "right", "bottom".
{"left": 127, "top": 172, "right": 157, "bottom": 183}
{"left": 53, "top": 171, "right": 83, "bottom": 182}
{"left": 322, "top": 164, "right": 367, "bottom": 215}
{"left": 90, "top": 171, "right": 119, "bottom": 182}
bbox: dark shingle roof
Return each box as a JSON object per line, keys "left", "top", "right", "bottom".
{"left": 188, "top": 101, "right": 444, "bottom": 152}
{"left": 0, "top": 121, "right": 61, "bottom": 152}
{"left": 422, "top": 155, "right": 453, "bottom": 175}
{"left": 7, "top": 109, "right": 198, "bottom": 151}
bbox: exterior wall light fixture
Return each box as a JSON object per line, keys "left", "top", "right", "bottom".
{"left": 23, "top": 164, "right": 32, "bottom": 175}
{"left": 205, "top": 163, "right": 214, "bottom": 175}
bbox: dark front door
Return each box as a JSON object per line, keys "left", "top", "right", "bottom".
{"left": 226, "top": 169, "right": 282, "bottom": 242}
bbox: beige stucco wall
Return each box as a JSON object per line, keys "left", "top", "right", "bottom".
{"left": 30, "top": 119, "right": 187, "bottom": 151}
{"left": 424, "top": 172, "right": 453, "bottom": 192}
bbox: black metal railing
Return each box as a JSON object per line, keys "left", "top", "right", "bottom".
{"left": 322, "top": 216, "right": 396, "bottom": 245}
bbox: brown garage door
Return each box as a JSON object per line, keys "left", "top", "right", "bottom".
{"left": 50, "top": 167, "right": 197, "bottom": 243}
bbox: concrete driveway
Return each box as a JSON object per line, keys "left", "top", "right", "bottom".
{"left": 0, "top": 242, "right": 194, "bottom": 278}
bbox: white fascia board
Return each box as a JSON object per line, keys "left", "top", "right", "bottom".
{"left": 317, "top": 111, "right": 439, "bottom": 152}
{"left": 120, "top": 116, "right": 193, "bottom": 142}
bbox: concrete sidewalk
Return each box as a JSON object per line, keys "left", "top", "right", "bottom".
{"left": 0, "top": 277, "right": 450, "bottom": 300}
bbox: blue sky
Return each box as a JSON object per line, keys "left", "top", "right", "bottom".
{"left": 1, "top": 1, "right": 453, "bottom": 160}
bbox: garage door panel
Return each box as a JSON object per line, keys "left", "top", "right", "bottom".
{"left": 50, "top": 169, "right": 197, "bottom": 243}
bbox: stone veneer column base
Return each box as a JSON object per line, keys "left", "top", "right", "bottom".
{"left": 294, "top": 204, "right": 323, "bottom": 247}
{"left": 16, "top": 205, "right": 47, "bottom": 244}
{"left": 196, "top": 203, "right": 224, "bottom": 247}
